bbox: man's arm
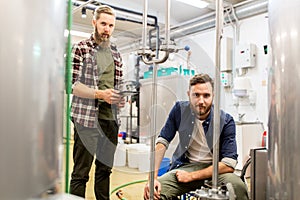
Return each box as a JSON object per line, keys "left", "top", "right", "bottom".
{"left": 175, "top": 162, "right": 234, "bottom": 183}
{"left": 153, "top": 143, "right": 167, "bottom": 179}
{"left": 71, "top": 43, "right": 124, "bottom": 104}
{"left": 72, "top": 82, "right": 122, "bottom": 105}
{"left": 72, "top": 82, "right": 96, "bottom": 99}
{"left": 70, "top": 43, "right": 97, "bottom": 99}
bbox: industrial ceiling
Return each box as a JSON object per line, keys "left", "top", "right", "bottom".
{"left": 71, "top": 0, "right": 267, "bottom": 53}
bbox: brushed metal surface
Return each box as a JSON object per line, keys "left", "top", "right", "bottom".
{"left": 250, "top": 148, "right": 267, "bottom": 200}
{"left": 268, "top": 0, "right": 300, "bottom": 199}
{"left": 0, "top": 1, "right": 66, "bottom": 199}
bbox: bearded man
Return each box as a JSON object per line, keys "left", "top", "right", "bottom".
{"left": 143, "top": 74, "right": 249, "bottom": 200}
{"left": 70, "top": 5, "right": 125, "bottom": 200}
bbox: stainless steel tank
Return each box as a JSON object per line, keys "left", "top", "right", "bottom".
{"left": 268, "top": 0, "right": 300, "bottom": 199}
{"left": 0, "top": 1, "right": 66, "bottom": 199}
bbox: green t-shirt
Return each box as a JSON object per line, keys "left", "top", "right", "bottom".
{"left": 96, "top": 46, "right": 115, "bottom": 120}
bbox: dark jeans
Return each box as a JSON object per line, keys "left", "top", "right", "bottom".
{"left": 70, "top": 120, "right": 118, "bottom": 200}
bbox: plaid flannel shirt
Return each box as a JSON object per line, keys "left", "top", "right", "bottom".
{"left": 71, "top": 35, "right": 123, "bottom": 128}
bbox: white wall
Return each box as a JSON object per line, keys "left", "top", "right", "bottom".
{"left": 119, "top": 14, "right": 271, "bottom": 134}
{"left": 176, "top": 14, "right": 270, "bottom": 130}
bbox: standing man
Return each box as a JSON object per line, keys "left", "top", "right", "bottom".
{"left": 70, "top": 5, "right": 125, "bottom": 200}
{"left": 144, "top": 74, "right": 248, "bottom": 200}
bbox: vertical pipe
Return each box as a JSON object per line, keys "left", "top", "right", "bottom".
{"left": 142, "top": 0, "right": 148, "bottom": 50}
{"left": 130, "top": 98, "right": 133, "bottom": 142}
{"left": 156, "top": 26, "right": 160, "bottom": 58}
{"left": 231, "top": 10, "right": 240, "bottom": 84}
{"left": 165, "top": 0, "right": 171, "bottom": 48}
{"left": 212, "top": 0, "right": 223, "bottom": 191}
{"left": 141, "top": 0, "right": 172, "bottom": 198}
{"left": 65, "top": 0, "right": 73, "bottom": 193}
{"left": 149, "top": 63, "right": 158, "bottom": 200}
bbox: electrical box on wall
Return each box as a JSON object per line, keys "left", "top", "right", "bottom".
{"left": 221, "top": 37, "right": 233, "bottom": 71}
{"left": 220, "top": 72, "right": 232, "bottom": 87}
{"left": 236, "top": 43, "right": 256, "bottom": 69}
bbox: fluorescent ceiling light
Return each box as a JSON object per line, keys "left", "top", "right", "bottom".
{"left": 70, "top": 30, "right": 90, "bottom": 38}
{"left": 176, "top": 0, "right": 209, "bottom": 9}
{"left": 64, "top": 30, "right": 117, "bottom": 41}
{"left": 64, "top": 29, "right": 90, "bottom": 38}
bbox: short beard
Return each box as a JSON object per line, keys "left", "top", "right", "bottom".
{"left": 190, "top": 102, "right": 212, "bottom": 120}
{"left": 199, "top": 104, "right": 212, "bottom": 117}
{"left": 94, "top": 27, "right": 110, "bottom": 48}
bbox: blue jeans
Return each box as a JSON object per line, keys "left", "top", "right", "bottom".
{"left": 70, "top": 120, "right": 118, "bottom": 200}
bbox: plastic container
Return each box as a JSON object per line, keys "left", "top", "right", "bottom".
{"left": 117, "top": 133, "right": 124, "bottom": 144}
{"left": 158, "top": 157, "right": 170, "bottom": 176}
{"left": 261, "top": 131, "right": 267, "bottom": 147}
{"left": 137, "top": 145, "right": 151, "bottom": 172}
{"left": 127, "top": 144, "right": 148, "bottom": 168}
{"left": 120, "top": 131, "right": 126, "bottom": 140}
{"left": 113, "top": 143, "right": 127, "bottom": 167}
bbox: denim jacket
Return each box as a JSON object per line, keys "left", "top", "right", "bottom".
{"left": 156, "top": 101, "right": 238, "bottom": 170}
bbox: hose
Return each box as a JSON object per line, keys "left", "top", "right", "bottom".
{"left": 110, "top": 179, "right": 147, "bottom": 197}
{"left": 65, "top": 0, "right": 73, "bottom": 193}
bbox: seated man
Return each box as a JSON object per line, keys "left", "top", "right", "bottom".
{"left": 144, "top": 74, "right": 249, "bottom": 200}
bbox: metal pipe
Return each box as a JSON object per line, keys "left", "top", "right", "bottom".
{"left": 170, "top": 11, "right": 215, "bottom": 31}
{"left": 72, "top": 1, "right": 158, "bottom": 27}
{"left": 212, "top": 0, "right": 223, "bottom": 192}
{"left": 140, "top": 0, "right": 171, "bottom": 64}
{"left": 170, "top": 0, "right": 266, "bottom": 32}
{"left": 234, "top": 0, "right": 267, "bottom": 19}
{"left": 148, "top": 25, "right": 160, "bottom": 56}
{"left": 65, "top": 0, "right": 73, "bottom": 193}
{"left": 149, "top": 63, "right": 158, "bottom": 200}
{"left": 140, "top": 51, "right": 169, "bottom": 65}
{"left": 119, "top": 0, "right": 267, "bottom": 53}
{"left": 231, "top": 6, "right": 240, "bottom": 82}
{"left": 170, "top": 0, "right": 267, "bottom": 39}
{"left": 142, "top": 0, "right": 148, "bottom": 50}
{"left": 72, "top": 0, "right": 95, "bottom": 14}
{"left": 164, "top": 0, "right": 171, "bottom": 48}
{"left": 138, "top": 1, "right": 173, "bottom": 199}
{"left": 156, "top": 26, "right": 160, "bottom": 56}
{"left": 140, "top": 1, "right": 154, "bottom": 198}
{"left": 115, "top": 16, "right": 155, "bottom": 28}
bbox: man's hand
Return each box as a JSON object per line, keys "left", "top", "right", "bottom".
{"left": 175, "top": 170, "right": 194, "bottom": 183}
{"left": 97, "top": 89, "right": 123, "bottom": 104}
{"left": 144, "top": 179, "right": 161, "bottom": 200}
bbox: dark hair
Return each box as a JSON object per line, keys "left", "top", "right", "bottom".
{"left": 93, "top": 5, "right": 116, "bottom": 20}
{"left": 189, "top": 74, "right": 214, "bottom": 89}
